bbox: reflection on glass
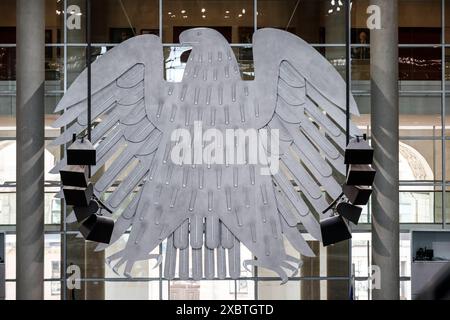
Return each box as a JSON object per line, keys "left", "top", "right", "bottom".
{"left": 399, "top": 48, "right": 441, "bottom": 81}
{"left": 4, "top": 234, "right": 61, "bottom": 281}
{"left": 105, "top": 281, "right": 160, "bottom": 300}
{"left": 169, "top": 280, "right": 237, "bottom": 300}
{"left": 400, "top": 140, "right": 441, "bottom": 181}
{"left": 399, "top": 0, "right": 441, "bottom": 44}
{"left": 258, "top": 280, "right": 348, "bottom": 300}
{"left": 258, "top": 0, "right": 345, "bottom": 44}
{"left": 6, "top": 281, "right": 61, "bottom": 300}
{"left": 162, "top": 0, "right": 254, "bottom": 43}
{"left": 163, "top": 46, "right": 254, "bottom": 82}
{"left": 352, "top": 233, "right": 412, "bottom": 300}
{"left": 351, "top": 47, "right": 370, "bottom": 81}
{"left": 65, "top": 0, "right": 159, "bottom": 44}
{"left": 258, "top": 236, "right": 349, "bottom": 278}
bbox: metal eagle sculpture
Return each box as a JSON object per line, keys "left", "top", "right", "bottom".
{"left": 51, "top": 28, "right": 361, "bottom": 283}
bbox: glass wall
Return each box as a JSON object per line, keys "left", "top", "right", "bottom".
{"left": 0, "top": 0, "right": 448, "bottom": 300}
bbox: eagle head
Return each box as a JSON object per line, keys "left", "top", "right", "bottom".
{"left": 179, "top": 27, "right": 229, "bottom": 47}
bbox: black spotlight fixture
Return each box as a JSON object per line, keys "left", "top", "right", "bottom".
{"left": 73, "top": 199, "right": 99, "bottom": 222}
{"left": 67, "top": 134, "right": 96, "bottom": 166}
{"left": 63, "top": 183, "right": 94, "bottom": 207}
{"left": 336, "top": 202, "right": 362, "bottom": 225}
{"left": 346, "top": 164, "right": 376, "bottom": 186}
{"left": 80, "top": 213, "right": 114, "bottom": 244}
{"left": 320, "top": 134, "right": 376, "bottom": 246}
{"left": 345, "top": 135, "right": 376, "bottom": 186}
{"left": 60, "top": 165, "right": 88, "bottom": 188}
{"left": 59, "top": 133, "right": 113, "bottom": 244}
{"left": 344, "top": 134, "right": 373, "bottom": 165}
{"left": 343, "top": 184, "right": 372, "bottom": 206}
{"left": 320, "top": 214, "right": 352, "bottom": 247}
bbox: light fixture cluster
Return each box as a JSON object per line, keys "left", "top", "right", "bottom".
{"left": 166, "top": 7, "right": 247, "bottom": 20}
{"left": 328, "top": 0, "right": 344, "bottom": 14}
{"left": 320, "top": 134, "right": 375, "bottom": 246}
{"left": 60, "top": 134, "right": 113, "bottom": 244}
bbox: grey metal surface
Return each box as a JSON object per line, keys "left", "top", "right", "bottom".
{"left": 16, "top": 0, "right": 45, "bottom": 300}
{"left": 52, "top": 27, "right": 360, "bottom": 283}
{"left": 370, "top": 0, "right": 400, "bottom": 300}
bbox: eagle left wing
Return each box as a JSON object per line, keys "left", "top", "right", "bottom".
{"left": 50, "top": 35, "right": 173, "bottom": 271}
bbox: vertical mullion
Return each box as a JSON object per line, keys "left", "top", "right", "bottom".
{"left": 86, "top": 0, "right": 92, "bottom": 144}
{"left": 159, "top": 0, "right": 163, "bottom": 39}
{"left": 442, "top": 0, "right": 446, "bottom": 230}
{"left": 62, "top": 0, "right": 68, "bottom": 301}
{"left": 159, "top": 243, "right": 163, "bottom": 300}
{"left": 254, "top": 0, "right": 258, "bottom": 300}
{"left": 254, "top": 0, "right": 258, "bottom": 32}
{"left": 159, "top": 0, "right": 163, "bottom": 299}
{"left": 345, "top": 0, "right": 352, "bottom": 300}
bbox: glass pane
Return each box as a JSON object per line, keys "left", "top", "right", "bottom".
{"left": 65, "top": 280, "right": 159, "bottom": 300}
{"left": 66, "top": 45, "right": 114, "bottom": 87}
{"left": 400, "top": 280, "right": 411, "bottom": 300}
{"left": 258, "top": 235, "right": 349, "bottom": 278}
{"left": 399, "top": 47, "right": 441, "bottom": 81}
{"left": 258, "top": 280, "right": 349, "bottom": 300}
{"left": 446, "top": 0, "right": 450, "bottom": 43}
{"left": 353, "top": 233, "right": 416, "bottom": 284}
{"left": 399, "top": 105, "right": 442, "bottom": 138}
{"left": 45, "top": 46, "right": 64, "bottom": 83}
{"left": 162, "top": 0, "right": 254, "bottom": 43}
{"left": 0, "top": 1, "right": 63, "bottom": 42}
{"left": 354, "top": 279, "right": 412, "bottom": 300}
{"left": 351, "top": 95, "right": 370, "bottom": 134}
{"left": 351, "top": 0, "right": 370, "bottom": 45}
{"left": 0, "top": 190, "right": 15, "bottom": 224}
{"left": 66, "top": 0, "right": 160, "bottom": 44}
{"left": 445, "top": 191, "right": 450, "bottom": 224}
{"left": 400, "top": 140, "right": 442, "bottom": 181}
{"left": 163, "top": 44, "right": 254, "bottom": 82}
{"left": 0, "top": 1, "right": 15, "bottom": 32}
{"left": 66, "top": 234, "right": 160, "bottom": 280}
{"left": 351, "top": 1, "right": 442, "bottom": 45}
{"left": 105, "top": 281, "right": 160, "bottom": 300}
{"left": 351, "top": 47, "right": 370, "bottom": 81}
{"left": 400, "top": 233, "right": 411, "bottom": 277}
{"left": 44, "top": 234, "right": 62, "bottom": 280}
{"left": 0, "top": 47, "right": 15, "bottom": 82}
{"left": 352, "top": 233, "right": 371, "bottom": 278}
{"left": 5, "top": 281, "right": 15, "bottom": 300}
{"left": 433, "top": 188, "right": 444, "bottom": 224}
{"left": 258, "top": 0, "right": 345, "bottom": 44}
{"left": 4, "top": 234, "right": 61, "bottom": 280}
{"left": 46, "top": 0, "right": 64, "bottom": 44}
{"left": 354, "top": 280, "right": 370, "bottom": 300}
{"left": 236, "top": 279, "right": 255, "bottom": 300}
{"left": 0, "top": 139, "right": 61, "bottom": 176}
{"left": 45, "top": 281, "right": 62, "bottom": 300}
{"left": 400, "top": 191, "right": 437, "bottom": 223}
{"left": 169, "top": 280, "right": 236, "bottom": 300}
{"left": 447, "top": 138, "right": 450, "bottom": 182}
{"left": 399, "top": 0, "right": 441, "bottom": 44}
{"left": 445, "top": 93, "right": 450, "bottom": 137}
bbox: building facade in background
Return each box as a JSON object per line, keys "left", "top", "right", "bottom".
{"left": 0, "top": 0, "right": 449, "bottom": 300}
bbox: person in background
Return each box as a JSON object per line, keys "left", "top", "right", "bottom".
{"left": 352, "top": 30, "right": 370, "bottom": 60}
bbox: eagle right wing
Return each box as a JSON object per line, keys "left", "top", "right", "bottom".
{"left": 252, "top": 28, "right": 362, "bottom": 253}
